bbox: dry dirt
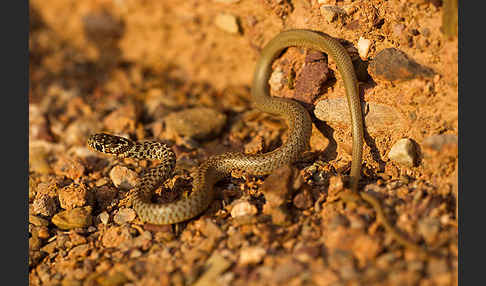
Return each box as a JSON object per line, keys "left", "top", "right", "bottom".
{"left": 29, "top": 0, "right": 457, "bottom": 285}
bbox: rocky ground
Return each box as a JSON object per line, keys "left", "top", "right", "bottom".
{"left": 29, "top": 0, "right": 457, "bottom": 285}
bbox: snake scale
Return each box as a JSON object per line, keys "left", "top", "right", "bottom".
{"left": 88, "top": 29, "right": 428, "bottom": 254}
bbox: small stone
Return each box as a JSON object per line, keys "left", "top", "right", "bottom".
{"left": 29, "top": 105, "right": 53, "bottom": 142}
{"left": 32, "top": 193, "right": 58, "bottom": 217}
{"left": 314, "top": 98, "right": 406, "bottom": 134}
{"left": 193, "top": 253, "right": 232, "bottom": 286}
{"left": 113, "top": 208, "right": 136, "bottom": 225}
{"left": 294, "top": 51, "right": 329, "bottom": 104}
{"left": 103, "top": 104, "right": 138, "bottom": 134}
{"left": 369, "top": 48, "right": 435, "bottom": 81}
{"left": 261, "top": 166, "right": 294, "bottom": 207}
{"left": 64, "top": 118, "right": 102, "bottom": 146}
{"left": 68, "top": 244, "right": 90, "bottom": 258}
{"left": 215, "top": 13, "right": 240, "bottom": 34}
{"left": 102, "top": 226, "right": 132, "bottom": 248}
{"left": 357, "top": 37, "right": 372, "bottom": 59}
{"left": 109, "top": 165, "right": 139, "bottom": 190}
{"left": 29, "top": 146, "right": 52, "bottom": 175}
{"left": 164, "top": 107, "right": 227, "bottom": 141}
{"left": 58, "top": 183, "right": 91, "bottom": 210}
{"left": 418, "top": 217, "right": 441, "bottom": 244}
{"left": 132, "top": 231, "right": 152, "bottom": 249}
{"left": 309, "top": 123, "right": 329, "bottom": 151}
{"left": 95, "top": 185, "right": 117, "bottom": 209}
{"left": 269, "top": 67, "right": 284, "bottom": 91}
{"left": 51, "top": 206, "right": 93, "bottom": 230}
{"left": 388, "top": 138, "right": 417, "bottom": 167}
{"left": 293, "top": 189, "right": 313, "bottom": 209}
{"left": 53, "top": 156, "right": 85, "bottom": 180}
{"left": 29, "top": 215, "right": 50, "bottom": 227}
{"left": 244, "top": 135, "right": 264, "bottom": 154}
{"left": 238, "top": 246, "right": 266, "bottom": 265}
{"left": 231, "top": 200, "right": 258, "bottom": 218}
{"left": 98, "top": 211, "right": 110, "bottom": 225}
{"left": 422, "top": 134, "right": 458, "bottom": 152}
{"left": 320, "top": 6, "right": 346, "bottom": 23}
{"left": 198, "top": 219, "right": 224, "bottom": 240}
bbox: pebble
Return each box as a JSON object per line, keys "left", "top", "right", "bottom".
{"left": 230, "top": 200, "right": 258, "bottom": 218}
{"left": 58, "top": 183, "right": 91, "bottom": 210}
{"left": 103, "top": 104, "right": 138, "bottom": 134}
{"left": 194, "top": 253, "right": 232, "bottom": 286}
{"left": 53, "top": 156, "right": 86, "bottom": 180}
{"left": 238, "top": 246, "right": 266, "bottom": 265}
{"left": 102, "top": 226, "right": 132, "bottom": 248}
{"left": 368, "top": 48, "right": 435, "bottom": 81}
{"left": 29, "top": 105, "right": 53, "bottom": 142}
{"left": 98, "top": 211, "right": 110, "bottom": 225}
{"left": 198, "top": 219, "right": 224, "bottom": 240}
{"left": 269, "top": 67, "right": 284, "bottom": 91}
{"left": 357, "top": 37, "right": 372, "bottom": 59}
{"left": 314, "top": 98, "right": 405, "bottom": 134}
{"left": 64, "top": 118, "right": 102, "bottom": 146}
{"left": 68, "top": 244, "right": 90, "bottom": 258}
{"left": 32, "top": 193, "right": 58, "bottom": 217}
{"left": 29, "top": 146, "right": 53, "bottom": 175}
{"left": 320, "top": 5, "right": 346, "bottom": 23}
{"left": 244, "top": 135, "right": 264, "bottom": 154}
{"left": 164, "top": 107, "right": 227, "bottom": 140}
{"left": 261, "top": 166, "right": 295, "bottom": 225}
{"left": 294, "top": 51, "right": 329, "bottom": 104}
{"left": 261, "top": 166, "right": 294, "bottom": 207}
{"left": 309, "top": 123, "right": 329, "bottom": 151}
{"left": 422, "top": 134, "right": 458, "bottom": 152}
{"left": 113, "top": 208, "right": 137, "bottom": 225}
{"left": 109, "top": 165, "right": 139, "bottom": 190}
{"left": 293, "top": 189, "right": 313, "bottom": 209}
{"left": 388, "top": 138, "right": 417, "bottom": 167}
{"left": 214, "top": 13, "right": 240, "bottom": 34}
{"left": 29, "top": 215, "right": 50, "bottom": 227}
{"left": 51, "top": 206, "right": 93, "bottom": 230}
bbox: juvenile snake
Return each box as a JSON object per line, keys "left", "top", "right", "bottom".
{"left": 88, "top": 29, "right": 427, "bottom": 253}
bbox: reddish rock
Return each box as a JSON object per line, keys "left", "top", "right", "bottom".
{"left": 369, "top": 48, "right": 434, "bottom": 81}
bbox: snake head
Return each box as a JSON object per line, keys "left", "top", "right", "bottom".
{"left": 87, "top": 133, "right": 134, "bottom": 157}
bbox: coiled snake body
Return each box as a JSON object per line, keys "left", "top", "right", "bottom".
{"left": 89, "top": 30, "right": 362, "bottom": 224}
{"left": 88, "top": 29, "right": 427, "bottom": 254}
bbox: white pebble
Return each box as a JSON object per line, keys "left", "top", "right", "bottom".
{"left": 215, "top": 13, "right": 240, "bottom": 34}
{"left": 269, "top": 67, "right": 284, "bottom": 91}
{"left": 388, "top": 138, "right": 417, "bottom": 167}
{"left": 98, "top": 211, "right": 109, "bottom": 225}
{"left": 239, "top": 246, "right": 266, "bottom": 265}
{"left": 357, "top": 37, "right": 372, "bottom": 59}
{"left": 231, "top": 200, "right": 258, "bottom": 218}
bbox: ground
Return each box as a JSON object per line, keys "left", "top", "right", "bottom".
{"left": 29, "top": 0, "right": 457, "bottom": 285}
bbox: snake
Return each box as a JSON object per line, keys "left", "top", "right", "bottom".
{"left": 88, "top": 29, "right": 428, "bottom": 254}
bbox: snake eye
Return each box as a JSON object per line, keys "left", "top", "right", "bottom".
{"left": 95, "top": 144, "right": 103, "bottom": 152}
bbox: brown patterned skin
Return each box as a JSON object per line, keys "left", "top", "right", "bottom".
{"left": 87, "top": 29, "right": 362, "bottom": 225}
